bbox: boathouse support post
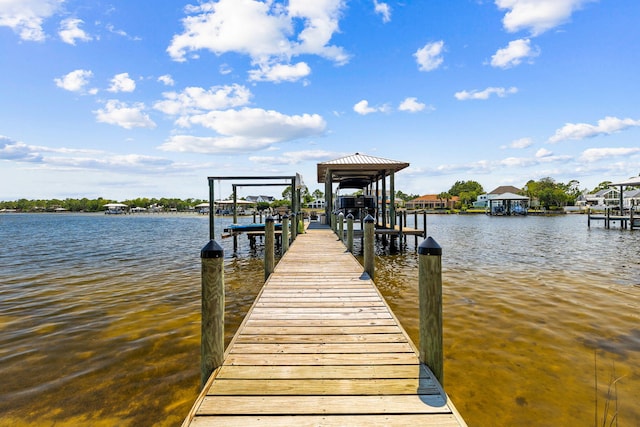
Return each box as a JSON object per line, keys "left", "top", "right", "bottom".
{"left": 390, "top": 171, "right": 396, "bottom": 229}
{"left": 364, "top": 214, "right": 375, "bottom": 280}
{"left": 282, "top": 214, "right": 289, "bottom": 253}
{"left": 338, "top": 212, "right": 344, "bottom": 241}
{"left": 265, "top": 216, "right": 275, "bottom": 280}
{"left": 418, "top": 236, "right": 443, "bottom": 387}
{"left": 200, "top": 240, "right": 224, "bottom": 389}
{"left": 346, "top": 213, "right": 354, "bottom": 253}
{"left": 331, "top": 211, "right": 337, "bottom": 233}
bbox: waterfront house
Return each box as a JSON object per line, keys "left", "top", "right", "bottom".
{"left": 245, "top": 195, "right": 276, "bottom": 203}
{"left": 406, "top": 194, "right": 459, "bottom": 210}
{"left": 472, "top": 186, "right": 530, "bottom": 215}
{"left": 307, "top": 198, "right": 326, "bottom": 209}
{"left": 473, "top": 186, "right": 525, "bottom": 209}
{"left": 578, "top": 188, "right": 620, "bottom": 208}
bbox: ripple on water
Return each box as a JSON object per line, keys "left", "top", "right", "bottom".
{"left": 0, "top": 213, "right": 639, "bottom": 426}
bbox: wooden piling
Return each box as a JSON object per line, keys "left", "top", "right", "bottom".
{"left": 200, "top": 240, "right": 224, "bottom": 389}
{"left": 364, "top": 214, "right": 375, "bottom": 280}
{"left": 418, "top": 237, "right": 443, "bottom": 387}
{"left": 338, "top": 212, "right": 344, "bottom": 242}
{"left": 265, "top": 216, "right": 275, "bottom": 280}
{"left": 282, "top": 215, "right": 289, "bottom": 254}
{"left": 346, "top": 213, "right": 354, "bottom": 253}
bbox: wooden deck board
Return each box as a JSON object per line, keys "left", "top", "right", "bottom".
{"left": 183, "top": 227, "right": 466, "bottom": 427}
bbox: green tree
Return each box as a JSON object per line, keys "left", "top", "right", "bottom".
{"left": 312, "top": 189, "right": 324, "bottom": 200}
{"left": 395, "top": 190, "right": 419, "bottom": 202}
{"left": 437, "top": 192, "right": 452, "bottom": 209}
{"left": 592, "top": 181, "right": 613, "bottom": 193}
{"left": 448, "top": 180, "right": 484, "bottom": 197}
{"left": 448, "top": 180, "right": 483, "bottom": 206}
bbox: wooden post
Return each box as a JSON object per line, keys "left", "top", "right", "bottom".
{"left": 331, "top": 211, "right": 337, "bottom": 233}
{"left": 346, "top": 213, "right": 354, "bottom": 253}
{"left": 338, "top": 212, "right": 344, "bottom": 242}
{"left": 398, "top": 210, "right": 404, "bottom": 250}
{"left": 418, "top": 236, "right": 443, "bottom": 387}
{"left": 200, "top": 240, "right": 224, "bottom": 389}
{"left": 364, "top": 214, "right": 375, "bottom": 280}
{"left": 414, "top": 211, "right": 419, "bottom": 246}
{"left": 282, "top": 214, "right": 289, "bottom": 253}
{"left": 587, "top": 208, "right": 591, "bottom": 228}
{"left": 265, "top": 216, "right": 275, "bottom": 280}
{"left": 423, "top": 212, "right": 427, "bottom": 239}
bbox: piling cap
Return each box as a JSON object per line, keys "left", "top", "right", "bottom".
{"left": 346, "top": 213, "right": 354, "bottom": 220}
{"left": 418, "top": 236, "right": 442, "bottom": 256}
{"left": 201, "top": 239, "right": 224, "bottom": 258}
{"left": 364, "top": 214, "right": 375, "bottom": 223}
{"left": 282, "top": 214, "right": 289, "bottom": 219}
{"left": 265, "top": 215, "right": 274, "bottom": 223}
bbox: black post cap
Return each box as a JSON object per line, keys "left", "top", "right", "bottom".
{"left": 265, "top": 215, "right": 274, "bottom": 223}
{"left": 418, "top": 236, "right": 442, "bottom": 256}
{"left": 201, "top": 239, "right": 224, "bottom": 258}
{"left": 364, "top": 214, "right": 375, "bottom": 223}
{"left": 346, "top": 213, "right": 354, "bottom": 219}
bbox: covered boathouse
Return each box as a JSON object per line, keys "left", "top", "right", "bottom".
{"left": 317, "top": 152, "right": 410, "bottom": 229}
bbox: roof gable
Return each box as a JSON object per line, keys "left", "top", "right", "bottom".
{"left": 489, "top": 185, "right": 522, "bottom": 195}
{"left": 317, "top": 152, "right": 409, "bottom": 183}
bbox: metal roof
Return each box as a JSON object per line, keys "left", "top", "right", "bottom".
{"left": 611, "top": 176, "right": 640, "bottom": 186}
{"left": 317, "top": 153, "right": 410, "bottom": 183}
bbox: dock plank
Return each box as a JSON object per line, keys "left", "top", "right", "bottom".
{"left": 183, "top": 226, "right": 466, "bottom": 427}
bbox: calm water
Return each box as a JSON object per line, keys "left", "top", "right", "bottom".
{"left": 0, "top": 213, "right": 638, "bottom": 426}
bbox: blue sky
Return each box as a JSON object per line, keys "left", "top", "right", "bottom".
{"left": 1, "top": 0, "right": 639, "bottom": 201}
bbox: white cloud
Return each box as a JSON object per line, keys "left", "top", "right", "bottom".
{"left": 580, "top": 147, "right": 640, "bottom": 162}
{"left": 496, "top": 0, "right": 594, "bottom": 36}
{"left": 535, "top": 148, "right": 553, "bottom": 158}
{"left": 414, "top": 40, "right": 445, "bottom": 72}
{"left": 454, "top": 86, "right": 518, "bottom": 100}
{"left": 167, "top": 0, "right": 349, "bottom": 82}
{"left": 249, "top": 149, "right": 335, "bottom": 165}
{"left": 398, "top": 97, "right": 428, "bottom": 113}
{"left": 0, "top": 0, "right": 62, "bottom": 41}
{"left": 548, "top": 116, "right": 640, "bottom": 143}
{"left": 157, "top": 74, "right": 175, "bottom": 86}
{"left": 0, "top": 135, "right": 178, "bottom": 174}
{"left": 54, "top": 69, "right": 93, "bottom": 92}
{"left": 158, "top": 135, "right": 274, "bottom": 154}
{"left": 248, "top": 62, "right": 311, "bottom": 83}
{"left": 58, "top": 18, "right": 91, "bottom": 45}
{"left": 0, "top": 136, "right": 43, "bottom": 162}
{"left": 373, "top": 1, "right": 391, "bottom": 23}
{"left": 159, "top": 107, "right": 326, "bottom": 154}
{"left": 509, "top": 137, "right": 533, "bottom": 149}
{"left": 108, "top": 73, "right": 136, "bottom": 93}
{"left": 154, "top": 84, "right": 252, "bottom": 117}
{"left": 353, "top": 100, "right": 389, "bottom": 115}
{"left": 94, "top": 100, "right": 156, "bottom": 129}
{"left": 186, "top": 108, "right": 326, "bottom": 139}
{"left": 491, "top": 38, "right": 539, "bottom": 68}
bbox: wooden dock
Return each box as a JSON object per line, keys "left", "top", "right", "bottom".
{"left": 183, "top": 225, "right": 466, "bottom": 426}
{"left": 588, "top": 210, "right": 639, "bottom": 230}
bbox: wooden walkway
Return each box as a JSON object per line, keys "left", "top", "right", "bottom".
{"left": 183, "top": 226, "right": 466, "bottom": 426}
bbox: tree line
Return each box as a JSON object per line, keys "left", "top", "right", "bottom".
{"left": 0, "top": 177, "right": 628, "bottom": 212}
{"left": 0, "top": 197, "right": 206, "bottom": 212}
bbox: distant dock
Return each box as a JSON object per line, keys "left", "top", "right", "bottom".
{"left": 588, "top": 209, "right": 639, "bottom": 230}
{"left": 182, "top": 224, "right": 466, "bottom": 426}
